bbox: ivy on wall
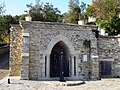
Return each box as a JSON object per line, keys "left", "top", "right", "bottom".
{"left": 92, "top": 29, "right": 99, "bottom": 38}
{"left": 83, "top": 39, "right": 91, "bottom": 48}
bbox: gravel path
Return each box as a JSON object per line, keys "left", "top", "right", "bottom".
{"left": 0, "top": 53, "right": 120, "bottom": 90}
{"left": 0, "top": 78, "right": 120, "bottom": 90}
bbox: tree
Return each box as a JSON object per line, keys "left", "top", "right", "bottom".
{"left": 26, "top": 3, "right": 43, "bottom": 21}
{"left": 63, "top": 0, "right": 80, "bottom": 24}
{"left": 68, "top": 0, "right": 79, "bottom": 13}
{"left": 43, "top": 3, "right": 62, "bottom": 22}
{"left": 88, "top": 0, "right": 120, "bottom": 35}
{"left": 0, "top": 1, "right": 5, "bottom": 15}
{"left": 86, "top": 5, "right": 93, "bottom": 17}
{"left": 0, "top": 15, "right": 18, "bottom": 44}
{"left": 104, "top": 16, "right": 120, "bottom": 35}
{"left": 79, "top": 2, "right": 87, "bottom": 21}
{"left": 63, "top": 0, "right": 88, "bottom": 24}
{"left": 92, "top": 0, "right": 116, "bottom": 21}
{"left": 26, "top": 2, "right": 62, "bottom": 22}
{"left": 18, "top": 14, "right": 28, "bottom": 21}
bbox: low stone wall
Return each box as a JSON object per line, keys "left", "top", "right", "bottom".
{"left": 98, "top": 36, "right": 120, "bottom": 77}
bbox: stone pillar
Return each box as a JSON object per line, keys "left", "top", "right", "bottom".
{"left": 10, "top": 25, "right": 22, "bottom": 76}
{"left": 91, "top": 57, "right": 99, "bottom": 80}
{"left": 76, "top": 55, "right": 79, "bottom": 76}
{"left": 46, "top": 54, "right": 50, "bottom": 79}
{"left": 21, "top": 33, "right": 30, "bottom": 80}
{"left": 21, "top": 56, "right": 29, "bottom": 80}
{"left": 41, "top": 54, "right": 45, "bottom": 78}
{"left": 71, "top": 55, "right": 74, "bottom": 77}
{"left": 90, "top": 38, "right": 99, "bottom": 80}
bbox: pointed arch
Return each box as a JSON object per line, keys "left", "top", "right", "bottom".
{"left": 50, "top": 41, "right": 70, "bottom": 77}
{"left": 46, "top": 35, "right": 76, "bottom": 55}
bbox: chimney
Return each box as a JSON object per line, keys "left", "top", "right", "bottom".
{"left": 78, "top": 20, "right": 85, "bottom": 25}
{"left": 25, "top": 16, "right": 32, "bottom": 21}
{"left": 88, "top": 16, "right": 96, "bottom": 22}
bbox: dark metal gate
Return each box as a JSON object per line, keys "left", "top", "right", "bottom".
{"left": 100, "top": 61, "right": 112, "bottom": 76}
{"left": 50, "top": 41, "right": 69, "bottom": 78}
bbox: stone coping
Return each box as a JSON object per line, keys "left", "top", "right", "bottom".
{"left": 20, "top": 20, "right": 97, "bottom": 27}
{"left": 99, "top": 35, "right": 120, "bottom": 38}
{"left": 41, "top": 81, "right": 85, "bottom": 86}
{"left": 19, "top": 20, "right": 98, "bottom": 31}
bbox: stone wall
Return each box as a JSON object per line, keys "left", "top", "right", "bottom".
{"left": 9, "top": 21, "right": 120, "bottom": 80}
{"left": 10, "top": 24, "right": 22, "bottom": 76}
{"left": 98, "top": 36, "right": 120, "bottom": 77}
{"left": 20, "top": 21, "right": 98, "bottom": 80}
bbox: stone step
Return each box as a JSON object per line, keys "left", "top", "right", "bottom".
{"left": 42, "top": 81, "right": 85, "bottom": 86}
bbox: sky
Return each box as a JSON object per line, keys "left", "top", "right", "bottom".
{"left": 1, "top": 0, "right": 92, "bottom": 16}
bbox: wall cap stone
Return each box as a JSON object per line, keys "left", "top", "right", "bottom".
{"left": 20, "top": 20, "right": 98, "bottom": 31}
{"left": 99, "top": 59, "right": 114, "bottom": 61}
{"left": 22, "top": 33, "right": 29, "bottom": 37}
{"left": 91, "top": 55, "right": 99, "bottom": 58}
{"left": 99, "top": 36, "right": 120, "bottom": 38}
{"left": 10, "top": 24, "right": 21, "bottom": 31}
{"left": 22, "top": 53, "right": 29, "bottom": 57}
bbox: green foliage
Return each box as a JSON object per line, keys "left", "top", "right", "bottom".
{"left": 43, "top": 3, "right": 62, "bottom": 22}
{"left": 19, "top": 14, "right": 28, "bottom": 21}
{"left": 89, "top": 0, "right": 120, "bottom": 35}
{"left": 97, "top": 15, "right": 120, "bottom": 35}
{"left": 86, "top": 5, "right": 93, "bottom": 17}
{"left": 63, "top": 0, "right": 80, "bottom": 24}
{"left": 26, "top": 2, "right": 62, "bottom": 22}
{"left": 0, "top": 15, "right": 19, "bottom": 44}
{"left": 68, "top": 6, "right": 80, "bottom": 24}
{"left": 91, "top": 0, "right": 116, "bottom": 20}
{"left": 83, "top": 39, "right": 91, "bottom": 48}
{"left": 64, "top": 0, "right": 87, "bottom": 24}
{"left": 102, "top": 16, "right": 120, "bottom": 35}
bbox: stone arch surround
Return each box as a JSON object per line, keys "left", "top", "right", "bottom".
{"left": 44, "top": 35, "right": 78, "bottom": 80}
{"left": 46, "top": 35, "right": 77, "bottom": 55}
{"left": 45, "top": 35, "right": 77, "bottom": 80}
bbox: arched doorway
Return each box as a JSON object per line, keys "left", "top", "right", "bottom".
{"left": 50, "top": 41, "right": 70, "bottom": 78}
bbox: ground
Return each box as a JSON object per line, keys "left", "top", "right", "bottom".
{"left": 0, "top": 77, "right": 120, "bottom": 90}
{"left": 0, "top": 53, "right": 120, "bottom": 90}
{"left": 0, "top": 69, "right": 9, "bottom": 79}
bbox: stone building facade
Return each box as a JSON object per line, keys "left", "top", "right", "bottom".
{"left": 98, "top": 36, "right": 120, "bottom": 77}
{"left": 10, "top": 21, "right": 120, "bottom": 81}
